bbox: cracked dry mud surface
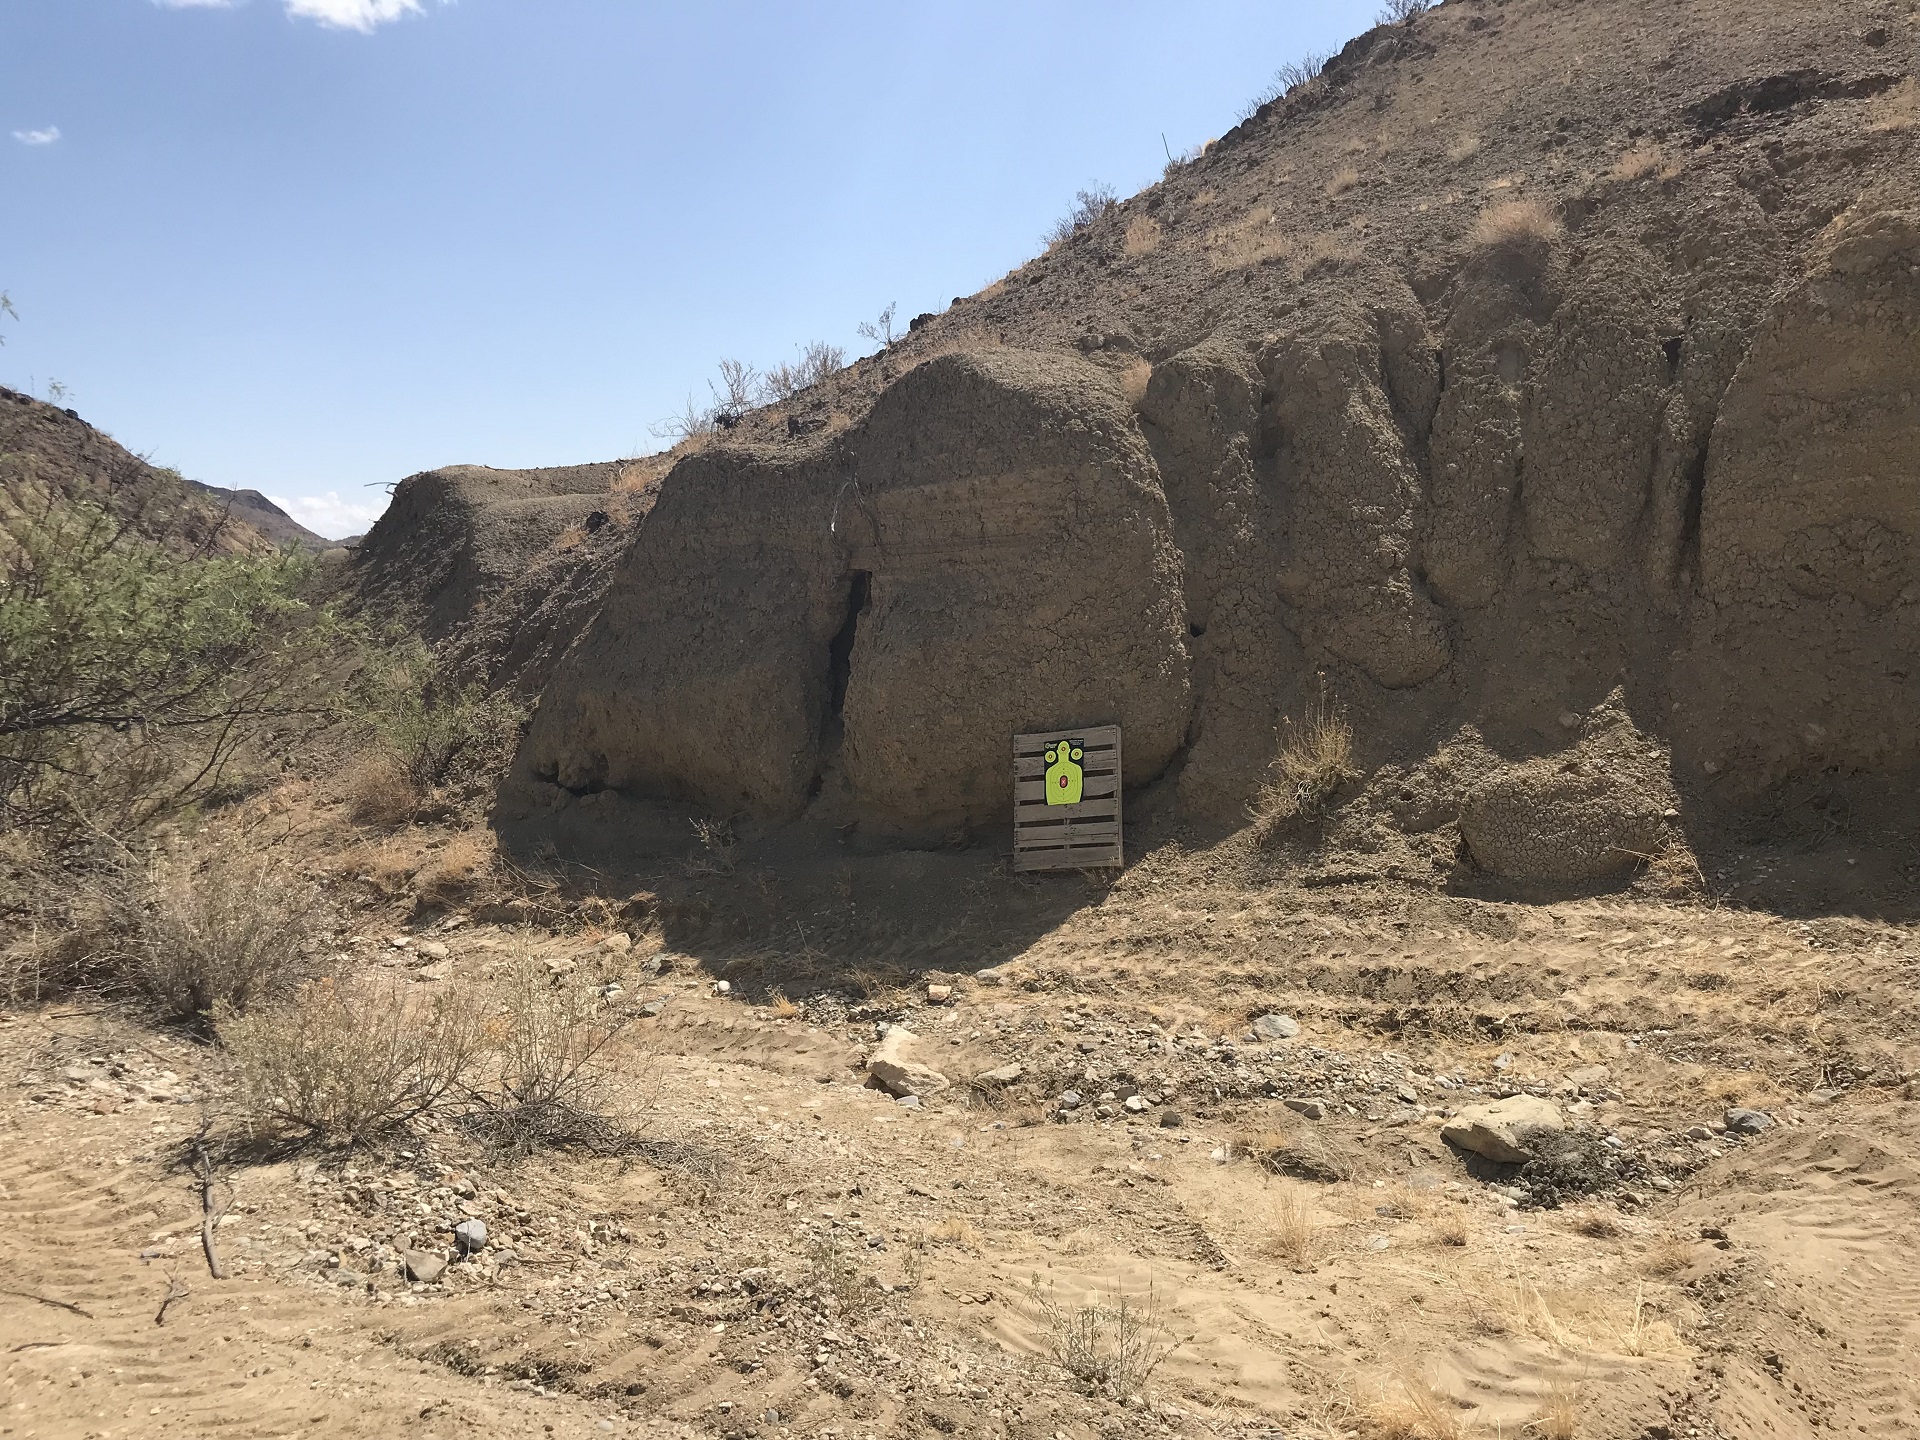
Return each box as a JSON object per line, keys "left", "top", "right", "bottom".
{"left": 4, "top": 870, "right": 1917, "bottom": 1440}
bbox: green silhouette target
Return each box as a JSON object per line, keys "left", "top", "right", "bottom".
{"left": 1044, "top": 739, "right": 1085, "bottom": 806}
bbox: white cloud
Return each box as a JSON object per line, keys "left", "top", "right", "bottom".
{"left": 12, "top": 126, "right": 61, "bottom": 146}
{"left": 266, "top": 490, "right": 389, "bottom": 540}
{"left": 152, "top": 0, "right": 450, "bottom": 30}
{"left": 284, "top": 0, "right": 433, "bottom": 32}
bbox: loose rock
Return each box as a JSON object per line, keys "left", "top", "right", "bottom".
{"left": 865, "top": 1027, "right": 951, "bottom": 1099}
{"left": 1253, "top": 1013, "right": 1301, "bottom": 1041}
{"left": 403, "top": 1251, "right": 447, "bottom": 1284}
{"left": 1441, "top": 1096, "right": 1567, "bottom": 1163}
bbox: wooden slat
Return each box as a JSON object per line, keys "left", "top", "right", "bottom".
{"left": 1012, "top": 724, "right": 1123, "bottom": 870}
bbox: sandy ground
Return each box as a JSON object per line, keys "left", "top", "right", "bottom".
{"left": 5, "top": 844, "right": 1919, "bottom": 1440}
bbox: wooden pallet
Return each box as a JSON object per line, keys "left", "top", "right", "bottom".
{"left": 1012, "top": 725, "right": 1123, "bottom": 871}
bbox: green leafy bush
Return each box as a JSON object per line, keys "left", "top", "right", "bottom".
{"left": 346, "top": 638, "right": 525, "bottom": 804}
{"left": 0, "top": 496, "right": 333, "bottom": 836}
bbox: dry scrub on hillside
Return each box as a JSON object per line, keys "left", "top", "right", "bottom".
{"left": 1470, "top": 197, "right": 1563, "bottom": 248}
{"left": 219, "top": 965, "right": 642, "bottom": 1156}
{"left": 1251, "top": 683, "right": 1357, "bottom": 841}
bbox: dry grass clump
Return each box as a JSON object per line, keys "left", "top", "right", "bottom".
{"left": 416, "top": 830, "right": 495, "bottom": 909}
{"left": 1363, "top": 1373, "right": 1469, "bottom": 1440}
{"left": 1251, "top": 682, "right": 1357, "bottom": 840}
{"left": 1122, "top": 214, "right": 1164, "bottom": 257}
{"left": 1571, "top": 1211, "right": 1623, "bottom": 1239}
{"left": 342, "top": 747, "right": 418, "bottom": 829}
{"left": 1607, "top": 142, "right": 1681, "bottom": 182}
{"left": 1326, "top": 165, "right": 1362, "bottom": 197}
{"left": 1429, "top": 1212, "right": 1470, "bottom": 1247}
{"left": 218, "top": 978, "right": 486, "bottom": 1148}
{"left": 1266, "top": 1182, "right": 1319, "bottom": 1266}
{"left": 1026, "top": 1277, "right": 1178, "bottom": 1402}
{"left": 1204, "top": 208, "right": 1294, "bottom": 271}
{"left": 1470, "top": 198, "right": 1563, "bottom": 249}
{"left": 1868, "top": 77, "right": 1919, "bottom": 132}
{"left": 1528, "top": 1379, "right": 1579, "bottom": 1440}
{"left": 45, "top": 838, "right": 328, "bottom": 1021}
{"left": 767, "top": 989, "right": 803, "bottom": 1020}
{"left": 1119, "top": 359, "right": 1153, "bottom": 412}
{"left": 1639, "top": 1238, "right": 1695, "bottom": 1277}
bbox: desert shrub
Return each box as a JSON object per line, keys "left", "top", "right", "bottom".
{"left": 1326, "top": 165, "right": 1361, "bottom": 197}
{"left": 1470, "top": 197, "right": 1563, "bottom": 249}
{"left": 129, "top": 840, "right": 328, "bottom": 1020}
{"left": 218, "top": 978, "right": 486, "bottom": 1147}
{"left": 1044, "top": 185, "right": 1118, "bottom": 247}
{"left": 0, "top": 493, "right": 334, "bottom": 842}
{"left": 1240, "top": 51, "right": 1331, "bottom": 119}
{"left": 347, "top": 639, "right": 524, "bottom": 800}
{"left": 462, "top": 967, "right": 639, "bottom": 1157}
{"left": 341, "top": 747, "right": 418, "bottom": 828}
{"left": 1528, "top": 1380, "right": 1579, "bottom": 1440}
{"left": 1026, "top": 1277, "right": 1177, "bottom": 1401}
{"left": 1266, "top": 1182, "right": 1318, "bottom": 1266}
{"left": 1365, "top": 1374, "right": 1468, "bottom": 1440}
{"left": 1868, "top": 76, "right": 1918, "bottom": 132}
{"left": 1607, "top": 142, "right": 1675, "bottom": 182}
{"left": 1250, "top": 682, "right": 1356, "bottom": 840}
{"left": 761, "top": 341, "right": 847, "bottom": 403}
{"left": 856, "top": 302, "right": 900, "bottom": 351}
{"left": 1377, "top": 0, "right": 1432, "bottom": 22}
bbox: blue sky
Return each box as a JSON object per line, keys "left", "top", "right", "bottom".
{"left": 3, "top": 0, "right": 1380, "bottom": 537}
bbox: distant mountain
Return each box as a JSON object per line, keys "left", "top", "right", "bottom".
{"left": 182, "top": 480, "right": 334, "bottom": 553}
{"left": 0, "top": 385, "right": 316, "bottom": 558}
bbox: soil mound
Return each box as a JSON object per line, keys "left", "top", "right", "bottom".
{"left": 350, "top": 461, "right": 620, "bottom": 642}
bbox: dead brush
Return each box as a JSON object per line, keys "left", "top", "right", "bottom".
{"left": 1119, "top": 359, "right": 1153, "bottom": 411}
{"left": 1250, "top": 680, "right": 1356, "bottom": 841}
{"left": 462, "top": 965, "right": 643, "bottom": 1158}
{"left": 1363, "top": 1372, "right": 1469, "bottom": 1440}
{"left": 1121, "top": 214, "right": 1163, "bottom": 257}
{"left": 216, "top": 977, "right": 487, "bottom": 1148}
{"left": 805, "top": 1230, "right": 875, "bottom": 1315}
{"left": 1868, "top": 76, "right": 1919, "bottom": 132}
{"left": 416, "top": 830, "right": 495, "bottom": 909}
{"left": 1639, "top": 1238, "right": 1694, "bottom": 1278}
{"left": 341, "top": 746, "right": 418, "bottom": 829}
{"left": 1025, "top": 1276, "right": 1178, "bottom": 1402}
{"left": 117, "top": 837, "right": 328, "bottom": 1022}
{"left": 1528, "top": 1379, "right": 1580, "bottom": 1440}
{"left": 1266, "top": 1182, "right": 1318, "bottom": 1267}
{"left": 685, "top": 816, "right": 737, "bottom": 877}
{"left": 1470, "top": 197, "right": 1563, "bottom": 249}
{"left": 1606, "top": 142, "right": 1680, "bottom": 183}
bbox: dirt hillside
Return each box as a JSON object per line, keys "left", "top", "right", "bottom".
{"left": 0, "top": 386, "right": 318, "bottom": 558}
{"left": 449, "top": 0, "right": 1920, "bottom": 911}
